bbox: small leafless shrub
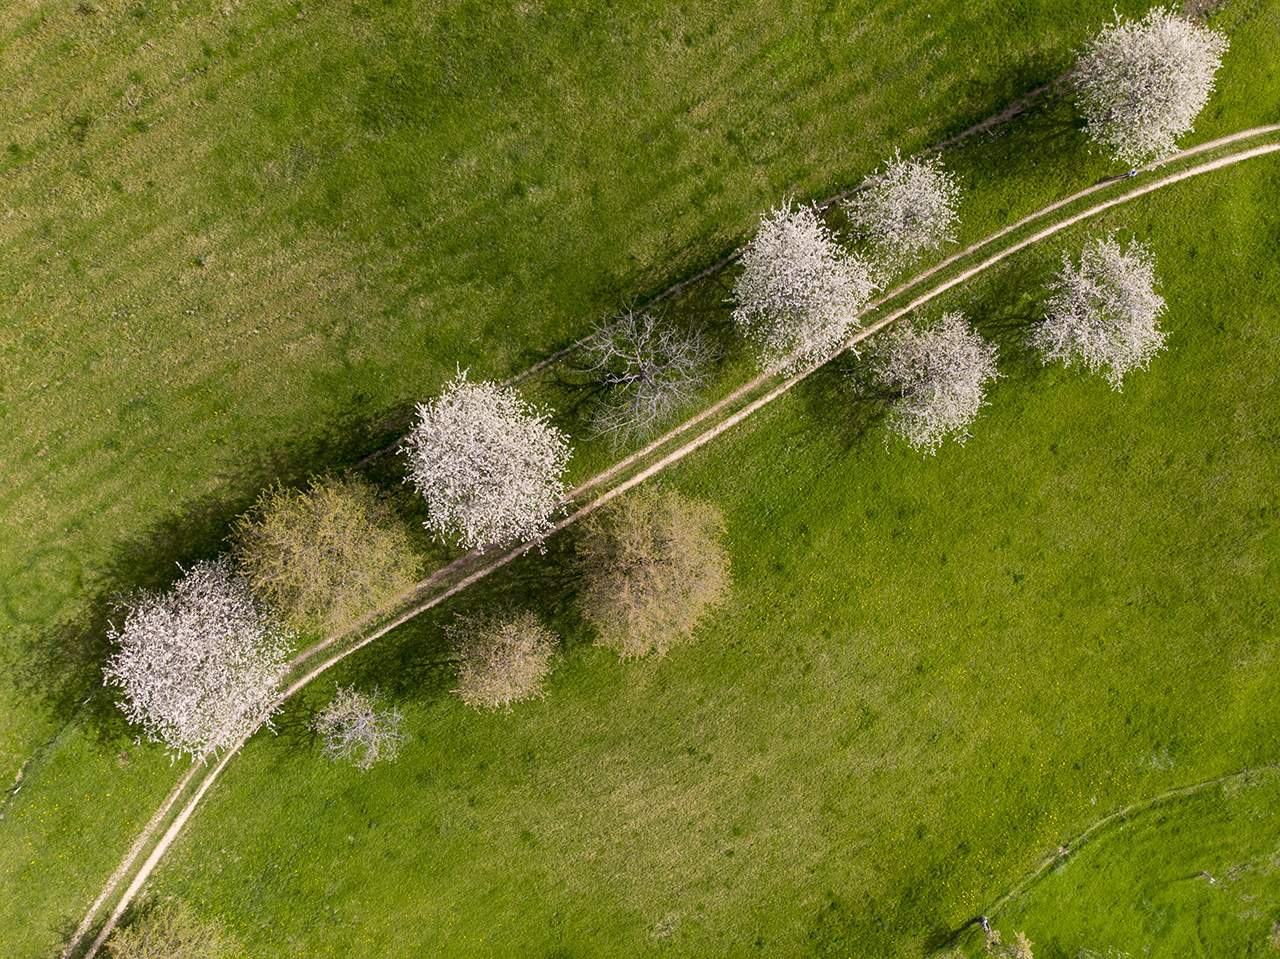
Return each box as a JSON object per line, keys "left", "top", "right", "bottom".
{"left": 312, "top": 685, "right": 409, "bottom": 771}
{"left": 582, "top": 308, "right": 717, "bottom": 447}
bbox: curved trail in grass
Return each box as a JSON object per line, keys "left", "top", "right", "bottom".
{"left": 65, "top": 126, "right": 1280, "bottom": 959}
{"left": 973, "top": 762, "right": 1280, "bottom": 932}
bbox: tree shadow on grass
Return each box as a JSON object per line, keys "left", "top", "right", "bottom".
{"left": 12, "top": 404, "right": 436, "bottom": 746}
{"left": 336, "top": 525, "right": 590, "bottom": 708}
{"left": 796, "top": 359, "right": 896, "bottom": 457}
{"left": 945, "top": 88, "right": 1103, "bottom": 197}
{"left": 961, "top": 254, "right": 1057, "bottom": 373}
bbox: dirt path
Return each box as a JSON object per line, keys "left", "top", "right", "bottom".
{"left": 973, "top": 762, "right": 1280, "bottom": 933}
{"left": 65, "top": 128, "right": 1280, "bottom": 959}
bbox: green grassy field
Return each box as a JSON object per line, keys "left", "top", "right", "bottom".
{"left": 94, "top": 129, "right": 1280, "bottom": 957}
{"left": 0, "top": 0, "right": 1160, "bottom": 781}
{"left": 0, "top": 1, "right": 1179, "bottom": 943}
{"left": 3, "top": 0, "right": 1279, "bottom": 956}
{"left": 981, "top": 768, "right": 1280, "bottom": 958}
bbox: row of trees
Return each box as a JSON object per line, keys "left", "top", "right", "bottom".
{"left": 103, "top": 477, "right": 730, "bottom": 760}
{"left": 865, "top": 232, "right": 1167, "bottom": 454}
{"left": 101, "top": 6, "right": 1218, "bottom": 764}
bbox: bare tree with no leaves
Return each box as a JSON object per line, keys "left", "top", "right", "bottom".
{"left": 1032, "top": 235, "right": 1167, "bottom": 390}
{"left": 231, "top": 475, "right": 421, "bottom": 632}
{"left": 448, "top": 609, "right": 559, "bottom": 711}
{"left": 870, "top": 311, "right": 1001, "bottom": 455}
{"left": 575, "top": 485, "right": 731, "bottom": 660}
{"left": 312, "top": 685, "right": 409, "bottom": 771}
{"left": 843, "top": 149, "right": 962, "bottom": 267}
{"left": 731, "top": 201, "right": 877, "bottom": 374}
{"left": 581, "top": 308, "right": 717, "bottom": 448}
{"left": 1073, "top": 7, "right": 1228, "bottom": 167}
{"left": 102, "top": 558, "right": 293, "bottom": 762}
{"left": 404, "top": 371, "right": 572, "bottom": 551}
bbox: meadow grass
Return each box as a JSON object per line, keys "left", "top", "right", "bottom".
{"left": 980, "top": 768, "right": 1280, "bottom": 958}
{"left": 0, "top": 0, "right": 1155, "bottom": 779}
{"left": 0, "top": 0, "right": 1174, "bottom": 940}
{"left": 3, "top": 1, "right": 1278, "bottom": 955}
{"left": 101, "top": 146, "right": 1280, "bottom": 957}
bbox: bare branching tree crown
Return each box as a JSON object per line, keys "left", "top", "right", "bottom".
{"left": 582, "top": 308, "right": 716, "bottom": 448}
{"left": 404, "top": 372, "right": 572, "bottom": 551}
{"left": 312, "top": 685, "right": 409, "bottom": 771}
{"left": 731, "top": 201, "right": 876, "bottom": 374}
{"left": 576, "top": 485, "right": 731, "bottom": 660}
{"left": 843, "top": 150, "right": 961, "bottom": 264}
{"left": 1073, "top": 7, "right": 1228, "bottom": 166}
{"left": 871, "top": 311, "right": 1001, "bottom": 455}
{"left": 1032, "top": 235, "right": 1167, "bottom": 390}
{"left": 448, "top": 609, "right": 559, "bottom": 711}
{"left": 106, "top": 900, "right": 239, "bottom": 959}
{"left": 102, "top": 558, "right": 293, "bottom": 762}
{"left": 231, "top": 476, "right": 420, "bottom": 631}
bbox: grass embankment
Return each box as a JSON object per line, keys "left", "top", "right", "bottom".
{"left": 130, "top": 111, "right": 1280, "bottom": 959}
{"left": 979, "top": 767, "right": 1280, "bottom": 958}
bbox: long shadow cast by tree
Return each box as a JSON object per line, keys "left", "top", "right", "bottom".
{"left": 12, "top": 403, "right": 439, "bottom": 747}
{"left": 946, "top": 90, "right": 1097, "bottom": 199}
{"left": 336, "top": 525, "right": 589, "bottom": 710}
{"left": 795, "top": 358, "right": 897, "bottom": 458}
{"left": 960, "top": 253, "right": 1058, "bottom": 373}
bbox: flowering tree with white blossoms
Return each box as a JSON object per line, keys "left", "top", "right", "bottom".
{"left": 1073, "top": 7, "right": 1228, "bottom": 167}
{"left": 102, "top": 558, "right": 293, "bottom": 762}
{"left": 404, "top": 372, "right": 571, "bottom": 550}
{"left": 870, "top": 311, "right": 1000, "bottom": 455}
{"left": 312, "top": 685, "right": 409, "bottom": 771}
{"left": 843, "top": 150, "right": 962, "bottom": 264}
{"left": 582, "top": 308, "right": 716, "bottom": 447}
{"left": 731, "top": 201, "right": 876, "bottom": 374}
{"left": 1032, "top": 235, "right": 1167, "bottom": 390}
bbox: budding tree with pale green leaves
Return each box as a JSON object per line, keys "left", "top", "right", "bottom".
{"left": 106, "top": 900, "right": 240, "bottom": 959}
{"left": 1032, "top": 235, "right": 1167, "bottom": 390}
{"left": 870, "top": 311, "right": 1000, "bottom": 455}
{"left": 844, "top": 150, "right": 961, "bottom": 265}
{"left": 102, "top": 558, "right": 293, "bottom": 762}
{"left": 1073, "top": 7, "right": 1228, "bottom": 166}
{"left": 447, "top": 609, "right": 559, "bottom": 711}
{"left": 232, "top": 475, "right": 420, "bottom": 631}
{"left": 985, "top": 926, "right": 1035, "bottom": 959}
{"left": 575, "top": 485, "right": 730, "bottom": 660}
{"left": 404, "top": 372, "right": 571, "bottom": 551}
{"left": 731, "top": 201, "right": 876, "bottom": 374}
